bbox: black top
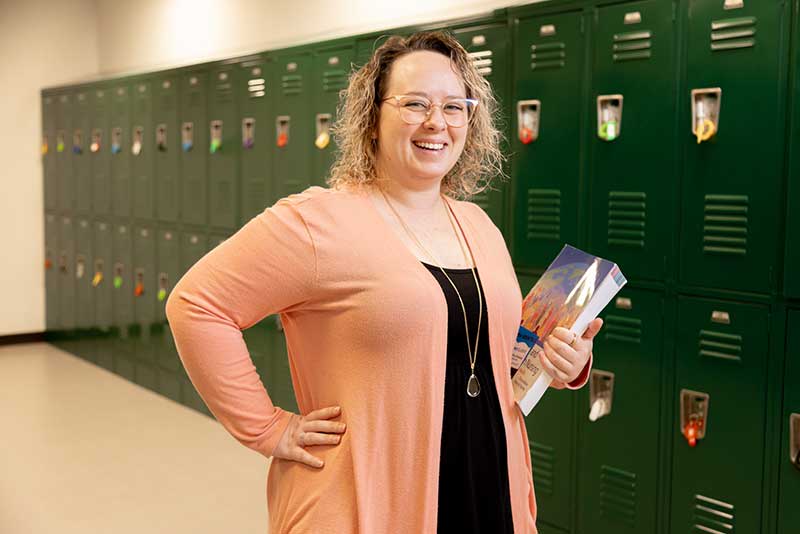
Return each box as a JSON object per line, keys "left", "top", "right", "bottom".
{"left": 422, "top": 262, "right": 514, "bottom": 534}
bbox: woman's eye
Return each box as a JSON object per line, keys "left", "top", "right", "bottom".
{"left": 404, "top": 101, "right": 428, "bottom": 110}
{"left": 444, "top": 103, "right": 465, "bottom": 112}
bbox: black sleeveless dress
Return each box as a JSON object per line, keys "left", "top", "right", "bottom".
{"left": 422, "top": 262, "right": 515, "bottom": 534}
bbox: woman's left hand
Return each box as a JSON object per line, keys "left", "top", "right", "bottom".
{"left": 540, "top": 318, "right": 604, "bottom": 385}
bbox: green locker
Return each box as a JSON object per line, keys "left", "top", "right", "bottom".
{"left": 670, "top": 296, "right": 769, "bottom": 534}
{"left": 311, "top": 45, "right": 353, "bottom": 187}
{"left": 93, "top": 220, "right": 113, "bottom": 331}
{"left": 179, "top": 68, "right": 209, "bottom": 226}
{"left": 74, "top": 90, "right": 91, "bottom": 214}
{"left": 56, "top": 92, "right": 75, "bottom": 213}
{"left": 131, "top": 79, "right": 155, "bottom": 221}
{"left": 45, "top": 213, "right": 59, "bottom": 330}
{"left": 785, "top": 0, "right": 800, "bottom": 299}
{"left": 154, "top": 73, "right": 180, "bottom": 223}
{"left": 237, "top": 55, "right": 273, "bottom": 225}
{"left": 156, "top": 228, "right": 181, "bottom": 374}
{"left": 90, "top": 86, "right": 112, "bottom": 217}
{"left": 511, "top": 11, "right": 586, "bottom": 272}
{"left": 576, "top": 288, "right": 665, "bottom": 534}
{"left": 133, "top": 225, "right": 157, "bottom": 368}
{"left": 453, "top": 23, "right": 510, "bottom": 237}
{"left": 679, "top": 0, "right": 789, "bottom": 293}
{"left": 271, "top": 316, "right": 298, "bottom": 413}
{"left": 208, "top": 63, "right": 239, "bottom": 230}
{"left": 587, "top": 0, "right": 676, "bottom": 283}
{"left": 43, "top": 93, "right": 57, "bottom": 211}
{"left": 110, "top": 84, "right": 132, "bottom": 218}
{"left": 75, "top": 218, "right": 94, "bottom": 330}
{"left": 777, "top": 309, "right": 800, "bottom": 533}
{"left": 180, "top": 230, "right": 207, "bottom": 275}
{"left": 111, "top": 221, "right": 135, "bottom": 370}
{"left": 272, "top": 52, "right": 313, "bottom": 201}
{"left": 58, "top": 216, "right": 76, "bottom": 330}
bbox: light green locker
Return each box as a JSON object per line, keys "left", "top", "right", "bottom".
{"left": 154, "top": 73, "right": 180, "bottom": 223}
{"left": 58, "top": 216, "right": 76, "bottom": 330}
{"left": 156, "top": 228, "right": 181, "bottom": 375}
{"left": 93, "top": 220, "right": 113, "bottom": 331}
{"left": 670, "top": 296, "right": 769, "bottom": 534}
{"left": 56, "top": 92, "right": 75, "bottom": 213}
{"left": 679, "top": 0, "right": 789, "bottom": 293}
{"left": 784, "top": 0, "right": 800, "bottom": 299}
{"left": 238, "top": 55, "right": 273, "bottom": 225}
{"left": 91, "top": 86, "right": 112, "bottom": 217}
{"left": 110, "top": 84, "right": 132, "bottom": 218}
{"left": 45, "top": 213, "right": 59, "bottom": 330}
{"left": 74, "top": 90, "right": 92, "bottom": 214}
{"left": 179, "top": 68, "right": 209, "bottom": 226}
{"left": 133, "top": 225, "right": 157, "bottom": 369}
{"left": 43, "top": 93, "right": 57, "bottom": 211}
{"left": 777, "top": 309, "right": 800, "bottom": 533}
{"left": 511, "top": 11, "right": 586, "bottom": 272}
{"left": 131, "top": 79, "right": 155, "bottom": 221}
{"left": 587, "top": 0, "right": 677, "bottom": 283}
{"left": 180, "top": 230, "right": 207, "bottom": 276}
{"left": 111, "top": 222, "right": 135, "bottom": 370}
{"left": 208, "top": 63, "right": 239, "bottom": 230}
{"left": 75, "top": 218, "right": 94, "bottom": 330}
{"left": 577, "top": 288, "right": 665, "bottom": 534}
{"left": 272, "top": 52, "right": 312, "bottom": 201}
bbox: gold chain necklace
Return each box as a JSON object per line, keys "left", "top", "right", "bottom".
{"left": 378, "top": 188, "right": 483, "bottom": 398}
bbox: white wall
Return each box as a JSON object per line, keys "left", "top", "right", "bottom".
{"left": 2, "top": 0, "right": 544, "bottom": 336}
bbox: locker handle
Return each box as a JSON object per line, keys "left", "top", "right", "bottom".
{"left": 680, "top": 389, "right": 709, "bottom": 447}
{"left": 791, "top": 413, "right": 800, "bottom": 470}
{"left": 134, "top": 269, "right": 145, "bottom": 297}
{"left": 157, "top": 273, "right": 168, "bottom": 302}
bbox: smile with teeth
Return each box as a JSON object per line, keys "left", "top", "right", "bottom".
{"left": 413, "top": 141, "right": 446, "bottom": 151}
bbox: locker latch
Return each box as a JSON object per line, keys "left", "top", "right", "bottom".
{"left": 210, "top": 120, "right": 223, "bottom": 153}
{"left": 58, "top": 253, "right": 68, "bottom": 274}
{"left": 90, "top": 129, "right": 101, "bottom": 153}
{"left": 680, "top": 389, "right": 709, "bottom": 447}
{"left": 44, "top": 249, "right": 53, "bottom": 270}
{"left": 132, "top": 126, "right": 143, "bottom": 156}
{"left": 791, "top": 413, "right": 800, "bottom": 470}
{"left": 111, "top": 127, "right": 122, "bottom": 154}
{"left": 589, "top": 370, "right": 615, "bottom": 421}
{"left": 156, "top": 124, "right": 167, "bottom": 152}
{"left": 242, "top": 118, "right": 255, "bottom": 149}
{"left": 181, "top": 122, "right": 194, "bottom": 152}
{"left": 113, "top": 263, "right": 124, "bottom": 289}
{"left": 134, "top": 269, "right": 145, "bottom": 297}
{"left": 75, "top": 255, "right": 85, "bottom": 279}
{"left": 315, "top": 113, "right": 332, "bottom": 149}
{"left": 72, "top": 129, "right": 83, "bottom": 155}
{"left": 597, "top": 95, "right": 624, "bottom": 141}
{"left": 276, "top": 116, "right": 290, "bottom": 148}
{"left": 41, "top": 135, "right": 49, "bottom": 156}
{"left": 157, "top": 273, "right": 168, "bottom": 302}
{"left": 517, "top": 100, "right": 541, "bottom": 144}
{"left": 92, "top": 259, "right": 104, "bottom": 287}
{"left": 56, "top": 131, "right": 65, "bottom": 153}
{"left": 691, "top": 88, "right": 722, "bottom": 144}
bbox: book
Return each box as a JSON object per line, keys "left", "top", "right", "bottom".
{"left": 511, "top": 245, "right": 627, "bottom": 416}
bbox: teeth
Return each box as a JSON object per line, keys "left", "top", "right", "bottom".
{"left": 414, "top": 141, "right": 445, "bottom": 150}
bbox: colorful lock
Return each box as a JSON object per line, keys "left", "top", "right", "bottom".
{"left": 315, "top": 131, "right": 330, "bottom": 150}
{"left": 92, "top": 271, "right": 103, "bottom": 287}
{"left": 243, "top": 137, "right": 254, "bottom": 149}
{"left": 57, "top": 138, "right": 65, "bottom": 153}
{"left": 519, "top": 128, "right": 534, "bottom": 145}
{"left": 45, "top": 258, "right": 52, "bottom": 270}
{"left": 157, "top": 288, "right": 167, "bottom": 302}
{"left": 277, "top": 132, "right": 288, "bottom": 148}
{"left": 599, "top": 121, "right": 618, "bottom": 141}
{"left": 111, "top": 142, "right": 121, "bottom": 154}
{"left": 134, "top": 282, "right": 144, "bottom": 297}
{"left": 695, "top": 119, "right": 717, "bottom": 144}
{"left": 113, "top": 275, "right": 123, "bottom": 289}
{"left": 41, "top": 138, "right": 49, "bottom": 156}
{"left": 210, "top": 138, "right": 221, "bottom": 154}
{"left": 90, "top": 141, "right": 100, "bottom": 153}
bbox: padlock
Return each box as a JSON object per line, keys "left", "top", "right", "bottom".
{"left": 277, "top": 132, "right": 288, "bottom": 148}
{"left": 519, "top": 128, "right": 533, "bottom": 145}
{"left": 92, "top": 271, "right": 103, "bottom": 287}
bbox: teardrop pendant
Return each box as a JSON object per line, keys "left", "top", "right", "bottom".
{"left": 467, "top": 373, "right": 481, "bottom": 398}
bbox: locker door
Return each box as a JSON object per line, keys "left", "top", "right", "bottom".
{"left": 785, "top": 3, "right": 800, "bottom": 299}
{"left": 777, "top": 310, "right": 800, "bottom": 533}
{"left": 133, "top": 225, "right": 156, "bottom": 328}
{"left": 588, "top": 0, "right": 677, "bottom": 283}
{"left": 74, "top": 90, "right": 92, "bottom": 214}
{"left": 154, "top": 74, "right": 180, "bottom": 223}
{"left": 156, "top": 228, "right": 181, "bottom": 375}
{"left": 208, "top": 64, "right": 239, "bottom": 230}
{"left": 179, "top": 69, "right": 209, "bottom": 226}
{"left": 56, "top": 92, "right": 75, "bottom": 213}
{"left": 91, "top": 86, "right": 112, "bottom": 217}
{"left": 43, "top": 93, "right": 57, "bottom": 211}
{"left": 93, "top": 220, "right": 112, "bottom": 331}
{"left": 454, "top": 23, "right": 510, "bottom": 237}
{"left": 512, "top": 12, "right": 586, "bottom": 272}
{"left": 58, "top": 216, "right": 76, "bottom": 330}
{"left": 131, "top": 80, "right": 155, "bottom": 221}
{"left": 679, "top": 0, "right": 789, "bottom": 293}
{"left": 238, "top": 56, "right": 273, "bottom": 225}
{"left": 272, "top": 53, "right": 312, "bottom": 201}
{"left": 670, "top": 297, "right": 769, "bottom": 534}
{"left": 180, "top": 231, "right": 207, "bottom": 276}
{"left": 112, "top": 223, "right": 133, "bottom": 331}
{"left": 110, "top": 85, "right": 132, "bottom": 218}
{"left": 45, "top": 213, "right": 59, "bottom": 330}
{"left": 312, "top": 45, "right": 353, "bottom": 187}
{"left": 75, "top": 218, "right": 94, "bottom": 329}
{"left": 577, "top": 288, "right": 664, "bottom": 534}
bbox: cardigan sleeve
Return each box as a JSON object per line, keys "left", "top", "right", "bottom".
{"left": 165, "top": 196, "right": 318, "bottom": 458}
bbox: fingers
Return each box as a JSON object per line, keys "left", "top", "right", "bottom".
{"left": 541, "top": 341, "right": 574, "bottom": 381}
{"left": 304, "top": 419, "right": 347, "bottom": 434}
{"left": 293, "top": 448, "right": 325, "bottom": 469}
{"left": 539, "top": 347, "right": 571, "bottom": 383}
{"left": 551, "top": 327, "right": 576, "bottom": 346}
{"left": 306, "top": 405, "right": 342, "bottom": 421}
{"left": 299, "top": 431, "right": 342, "bottom": 447}
{"left": 582, "top": 318, "right": 604, "bottom": 340}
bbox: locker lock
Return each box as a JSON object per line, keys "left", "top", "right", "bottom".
{"left": 90, "top": 129, "right": 101, "bottom": 153}
{"left": 134, "top": 269, "right": 145, "bottom": 297}
{"left": 210, "top": 120, "right": 223, "bottom": 153}
{"left": 56, "top": 131, "right": 65, "bottom": 153}
{"left": 132, "top": 126, "right": 144, "bottom": 156}
{"left": 276, "top": 116, "right": 290, "bottom": 148}
{"left": 680, "top": 389, "right": 709, "bottom": 448}
{"left": 111, "top": 128, "right": 122, "bottom": 154}
{"left": 75, "top": 255, "right": 86, "bottom": 280}
{"left": 58, "top": 253, "right": 68, "bottom": 274}
{"left": 691, "top": 88, "right": 722, "bottom": 144}
{"left": 597, "top": 95, "right": 623, "bottom": 141}
{"left": 72, "top": 130, "right": 83, "bottom": 155}
{"left": 181, "top": 122, "right": 194, "bottom": 152}
{"left": 92, "top": 259, "right": 104, "bottom": 287}
{"left": 157, "top": 273, "right": 168, "bottom": 302}
{"left": 44, "top": 249, "right": 53, "bottom": 270}
{"left": 791, "top": 413, "right": 800, "bottom": 470}
{"left": 242, "top": 118, "right": 255, "bottom": 149}
{"left": 113, "top": 263, "right": 124, "bottom": 289}
{"left": 156, "top": 124, "right": 167, "bottom": 152}
{"left": 41, "top": 136, "right": 49, "bottom": 156}
{"left": 589, "top": 370, "right": 615, "bottom": 422}
{"left": 315, "top": 114, "right": 332, "bottom": 149}
{"left": 517, "top": 100, "right": 540, "bottom": 144}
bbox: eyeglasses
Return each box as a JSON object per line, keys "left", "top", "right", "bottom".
{"left": 381, "top": 95, "right": 478, "bottom": 128}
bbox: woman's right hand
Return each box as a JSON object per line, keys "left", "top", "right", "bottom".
{"left": 272, "top": 406, "right": 346, "bottom": 468}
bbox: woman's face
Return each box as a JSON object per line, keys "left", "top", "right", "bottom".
{"left": 374, "top": 51, "right": 469, "bottom": 190}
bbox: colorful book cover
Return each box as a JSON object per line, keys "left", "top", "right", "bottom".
{"left": 512, "top": 245, "right": 627, "bottom": 416}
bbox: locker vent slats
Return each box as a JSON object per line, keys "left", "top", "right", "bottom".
{"left": 468, "top": 50, "right": 493, "bottom": 77}
{"left": 608, "top": 191, "right": 646, "bottom": 248}
{"left": 710, "top": 17, "right": 756, "bottom": 51}
{"left": 323, "top": 69, "right": 348, "bottom": 93}
{"left": 281, "top": 74, "right": 303, "bottom": 96}
{"left": 693, "top": 494, "right": 735, "bottom": 533}
{"left": 600, "top": 465, "right": 637, "bottom": 526}
{"left": 527, "top": 188, "right": 561, "bottom": 240}
{"left": 703, "top": 194, "right": 748, "bottom": 255}
{"left": 531, "top": 42, "right": 566, "bottom": 70}
{"left": 531, "top": 442, "right": 555, "bottom": 496}
{"left": 604, "top": 315, "right": 642, "bottom": 344}
{"left": 613, "top": 31, "right": 652, "bottom": 62}
{"left": 698, "top": 330, "right": 742, "bottom": 362}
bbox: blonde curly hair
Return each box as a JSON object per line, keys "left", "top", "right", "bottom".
{"left": 327, "top": 30, "right": 506, "bottom": 200}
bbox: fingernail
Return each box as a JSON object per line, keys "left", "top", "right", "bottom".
{"left": 340, "top": 423, "right": 346, "bottom": 431}
{"left": 317, "top": 460, "right": 324, "bottom": 467}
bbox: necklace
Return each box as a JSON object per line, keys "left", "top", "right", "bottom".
{"left": 378, "top": 188, "right": 483, "bottom": 398}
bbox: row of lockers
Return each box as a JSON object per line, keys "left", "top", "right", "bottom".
{"left": 42, "top": 0, "right": 800, "bottom": 298}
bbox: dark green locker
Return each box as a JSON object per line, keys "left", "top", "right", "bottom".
{"left": 74, "top": 90, "right": 92, "bottom": 214}
{"left": 133, "top": 225, "right": 157, "bottom": 369}
{"left": 110, "top": 84, "right": 132, "bottom": 218}
{"left": 587, "top": 1, "right": 677, "bottom": 283}
{"left": 679, "top": 0, "right": 789, "bottom": 293}
{"left": 577, "top": 288, "right": 664, "bottom": 534}
{"left": 45, "top": 213, "right": 59, "bottom": 330}
{"left": 91, "top": 86, "right": 112, "bottom": 217}
{"left": 272, "top": 52, "right": 313, "bottom": 201}
{"left": 56, "top": 92, "right": 75, "bottom": 213}
{"left": 179, "top": 68, "right": 209, "bottom": 226}
{"left": 670, "top": 296, "right": 769, "bottom": 534}
{"left": 43, "top": 93, "right": 57, "bottom": 211}
{"left": 511, "top": 12, "right": 586, "bottom": 272}
{"left": 208, "top": 63, "right": 239, "bottom": 230}
{"left": 154, "top": 74, "right": 180, "bottom": 223}
{"left": 93, "top": 220, "right": 113, "bottom": 370}
{"left": 75, "top": 218, "right": 94, "bottom": 330}
{"left": 111, "top": 222, "right": 135, "bottom": 374}
{"left": 777, "top": 309, "right": 800, "bottom": 533}
{"left": 180, "top": 230, "right": 207, "bottom": 275}
{"left": 785, "top": 1, "right": 800, "bottom": 299}
{"left": 311, "top": 45, "right": 353, "bottom": 187}
{"left": 156, "top": 228, "right": 181, "bottom": 375}
{"left": 131, "top": 79, "right": 155, "bottom": 221}
{"left": 238, "top": 56, "right": 273, "bottom": 225}
{"left": 58, "top": 216, "right": 76, "bottom": 330}
{"left": 453, "top": 23, "right": 510, "bottom": 237}
{"left": 271, "top": 316, "right": 298, "bottom": 413}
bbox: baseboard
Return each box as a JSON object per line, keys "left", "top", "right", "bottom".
{"left": 0, "top": 332, "right": 46, "bottom": 346}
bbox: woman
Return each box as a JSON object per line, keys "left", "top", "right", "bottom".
{"left": 166, "top": 31, "right": 601, "bottom": 534}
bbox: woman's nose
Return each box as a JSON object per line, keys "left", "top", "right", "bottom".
{"left": 423, "top": 106, "right": 447, "bottom": 130}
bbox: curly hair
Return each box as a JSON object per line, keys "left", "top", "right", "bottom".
{"left": 327, "top": 30, "right": 506, "bottom": 200}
